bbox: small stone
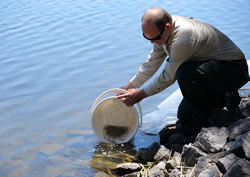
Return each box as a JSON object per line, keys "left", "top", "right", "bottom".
{"left": 165, "top": 156, "right": 180, "bottom": 170}
{"left": 148, "top": 161, "right": 166, "bottom": 177}
{"left": 169, "top": 169, "right": 181, "bottom": 177}
{"left": 181, "top": 144, "right": 207, "bottom": 167}
{"left": 113, "top": 163, "right": 141, "bottom": 176}
{"left": 154, "top": 145, "right": 171, "bottom": 161}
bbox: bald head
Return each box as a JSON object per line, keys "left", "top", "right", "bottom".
{"left": 142, "top": 8, "right": 172, "bottom": 31}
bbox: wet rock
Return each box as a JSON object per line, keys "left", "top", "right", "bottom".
{"left": 195, "top": 127, "right": 228, "bottom": 153}
{"left": 198, "top": 165, "right": 220, "bottom": 177}
{"left": 181, "top": 144, "right": 207, "bottom": 167}
{"left": 153, "top": 145, "right": 170, "bottom": 161}
{"left": 227, "top": 118, "right": 250, "bottom": 140}
{"left": 223, "top": 159, "right": 250, "bottom": 177}
{"left": 208, "top": 108, "right": 236, "bottom": 127}
{"left": 195, "top": 157, "right": 212, "bottom": 177}
{"left": 113, "top": 163, "right": 141, "bottom": 176}
{"left": 138, "top": 142, "right": 160, "bottom": 162}
{"left": 242, "top": 131, "right": 250, "bottom": 160}
{"left": 169, "top": 169, "right": 181, "bottom": 177}
{"left": 216, "top": 153, "right": 239, "bottom": 173}
{"left": 148, "top": 161, "right": 166, "bottom": 177}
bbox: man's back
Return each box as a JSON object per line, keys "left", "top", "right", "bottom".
{"left": 168, "top": 15, "right": 245, "bottom": 61}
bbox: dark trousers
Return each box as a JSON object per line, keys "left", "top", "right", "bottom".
{"left": 176, "top": 59, "right": 249, "bottom": 137}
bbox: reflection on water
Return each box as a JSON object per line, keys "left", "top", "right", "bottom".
{"left": 89, "top": 142, "right": 137, "bottom": 175}
{"left": 0, "top": 0, "right": 250, "bottom": 176}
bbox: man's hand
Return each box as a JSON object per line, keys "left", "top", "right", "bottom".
{"left": 116, "top": 82, "right": 136, "bottom": 96}
{"left": 116, "top": 89, "right": 147, "bottom": 106}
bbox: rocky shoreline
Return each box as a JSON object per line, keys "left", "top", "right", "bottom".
{"left": 111, "top": 95, "right": 250, "bottom": 177}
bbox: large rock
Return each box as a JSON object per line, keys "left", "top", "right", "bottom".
{"left": 227, "top": 118, "right": 250, "bottom": 140}
{"left": 198, "top": 165, "right": 220, "bottom": 177}
{"left": 223, "top": 159, "right": 250, "bottom": 177}
{"left": 181, "top": 144, "right": 207, "bottom": 167}
{"left": 195, "top": 127, "right": 229, "bottom": 153}
{"left": 195, "top": 157, "right": 212, "bottom": 177}
{"left": 242, "top": 131, "right": 250, "bottom": 160}
{"left": 216, "top": 153, "right": 239, "bottom": 173}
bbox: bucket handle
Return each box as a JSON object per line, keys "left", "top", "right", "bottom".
{"left": 90, "top": 88, "right": 143, "bottom": 127}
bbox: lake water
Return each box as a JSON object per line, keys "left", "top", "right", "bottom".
{"left": 0, "top": 0, "right": 250, "bottom": 176}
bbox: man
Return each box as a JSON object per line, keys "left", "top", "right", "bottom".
{"left": 117, "top": 8, "right": 249, "bottom": 137}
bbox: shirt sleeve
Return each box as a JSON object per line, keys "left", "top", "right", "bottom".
{"left": 129, "top": 44, "right": 167, "bottom": 88}
{"left": 143, "top": 40, "right": 195, "bottom": 96}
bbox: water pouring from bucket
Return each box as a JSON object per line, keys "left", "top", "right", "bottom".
{"left": 90, "top": 88, "right": 142, "bottom": 144}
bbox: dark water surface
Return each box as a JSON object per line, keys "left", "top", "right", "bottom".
{"left": 0, "top": 0, "right": 250, "bottom": 176}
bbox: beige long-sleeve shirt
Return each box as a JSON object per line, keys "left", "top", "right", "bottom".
{"left": 130, "top": 15, "right": 245, "bottom": 96}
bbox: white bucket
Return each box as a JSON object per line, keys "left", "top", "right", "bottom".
{"left": 90, "top": 88, "right": 142, "bottom": 144}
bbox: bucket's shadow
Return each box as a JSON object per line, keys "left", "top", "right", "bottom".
{"left": 89, "top": 141, "right": 137, "bottom": 175}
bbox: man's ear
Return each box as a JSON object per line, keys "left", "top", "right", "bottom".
{"left": 166, "top": 23, "right": 171, "bottom": 31}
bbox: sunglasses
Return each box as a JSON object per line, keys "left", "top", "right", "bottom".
{"left": 143, "top": 27, "right": 165, "bottom": 41}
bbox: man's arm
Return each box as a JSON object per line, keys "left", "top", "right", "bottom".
{"left": 129, "top": 44, "right": 167, "bottom": 88}
{"left": 117, "top": 44, "right": 167, "bottom": 106}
